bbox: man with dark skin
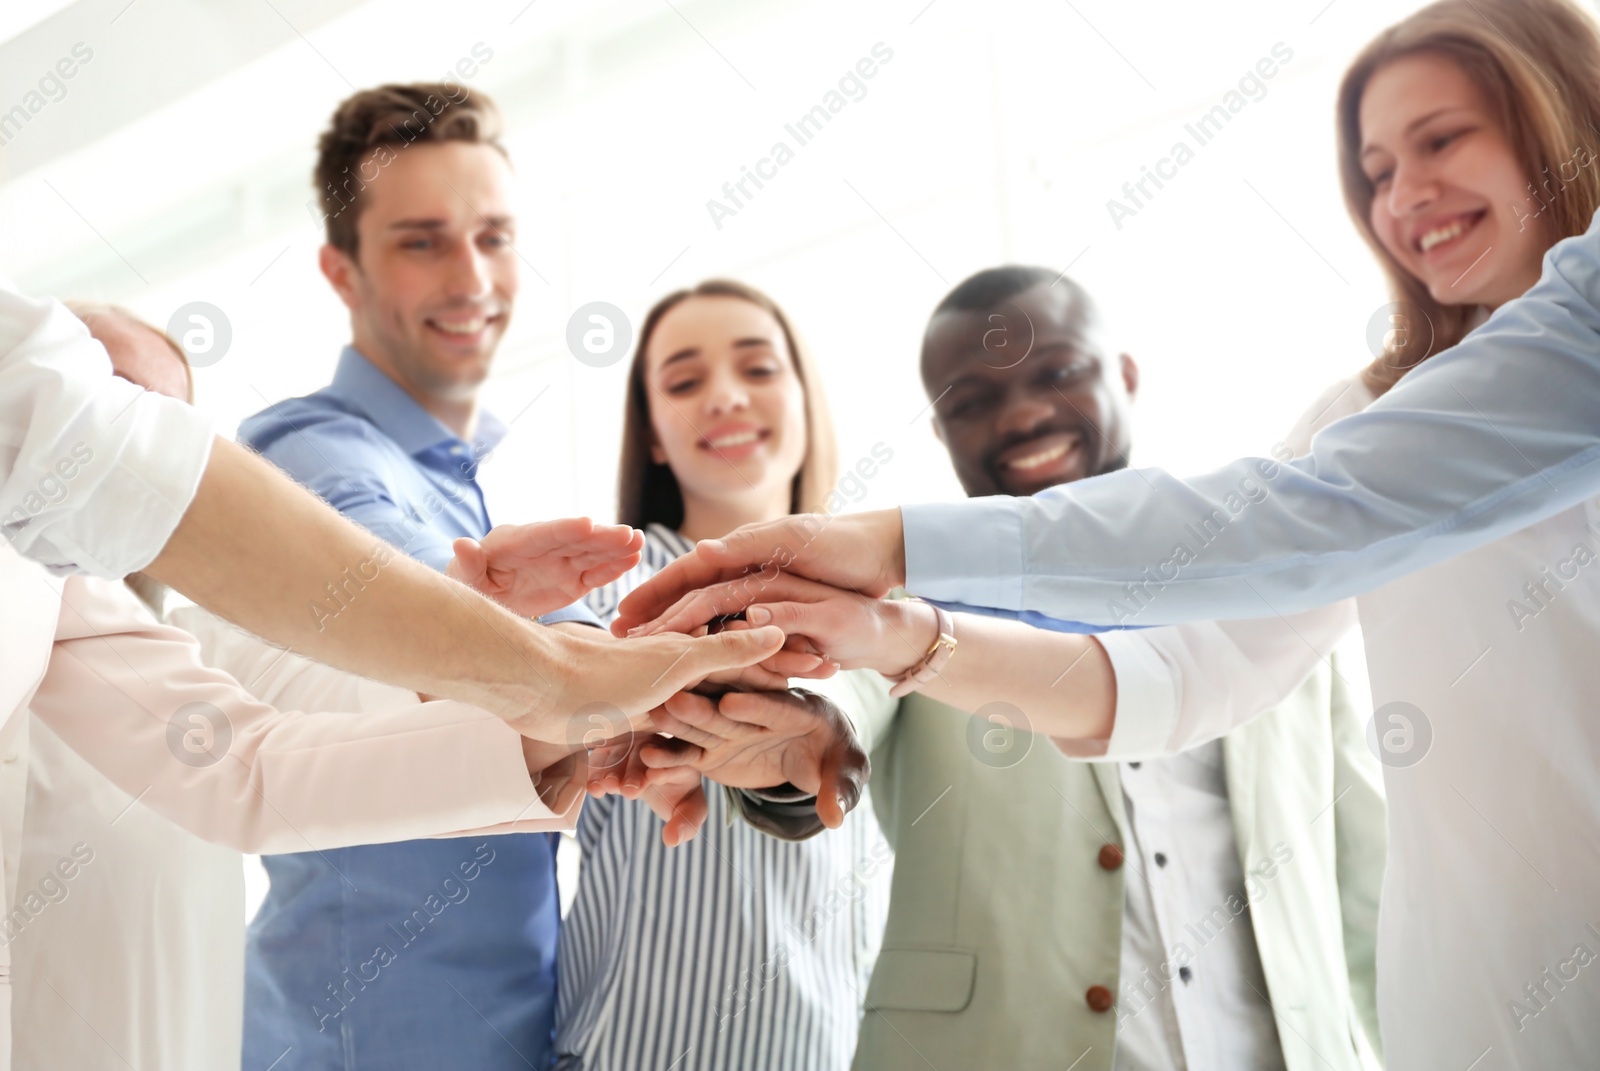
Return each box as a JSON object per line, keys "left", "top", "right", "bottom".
{"left": 922, "top": 274, "right": 1136, "bottom": 499}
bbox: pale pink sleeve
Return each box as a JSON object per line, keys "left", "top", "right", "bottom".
{"left": 32, "top": 576, "right": 572, "bottom": 854}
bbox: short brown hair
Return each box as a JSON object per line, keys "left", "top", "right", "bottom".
{"left": 313, "top": 83, "right": 506, "bottom": 256}
{"left": 1337, "top": 0, "right": 1600, "bottom": 395}
{"left": 617, "top": 280, "right": 839, "bottom": 530}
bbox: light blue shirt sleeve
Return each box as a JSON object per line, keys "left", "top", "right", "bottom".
{"left": 903, "top": 207, "right": 1600, "bottom": 626}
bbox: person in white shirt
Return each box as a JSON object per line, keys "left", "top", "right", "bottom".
{"left": 618, "top": 2, "right": 1600, "bottom": 1067}
{"left": 6, "top": 303, "right": 247, "bottom": 1071}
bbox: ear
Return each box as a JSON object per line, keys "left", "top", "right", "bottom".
{"left": 650, "top": 438, "right": 668, "bottom": 465}
{"left": 928, "top": 414, "right": 944, "bottom": 444}
{"left": 1119, "top": 353, "right": 1140, "bottom": 401}
{"left": 318, "top": 244, "right": 361, "bottom": 313}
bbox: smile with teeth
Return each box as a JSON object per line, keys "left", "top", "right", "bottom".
{"left": 1006, "top": 440, "right": 1077, "bottom": 471}
{"left": 1416, "top": 213, "right": 1483, "bottom": 253}
{"left": 430, "top": 315, "right": 492, "bottom": 335}
{"left": 705, "top": 430, "right": 765, "bottom": 450}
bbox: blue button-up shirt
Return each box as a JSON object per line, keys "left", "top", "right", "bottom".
{"left": 903, "top": 206, "right": 1600, "bottom": 627}
{"left": 237, "top": 347, "right": 591, "bottom": 1071}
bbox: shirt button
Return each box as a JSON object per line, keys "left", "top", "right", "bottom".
{"left": 1097, "top": 844, "right": 1124, "bottom": 871}
{"left": 1154, "top": 851, "right": 1168, "bottom": 867}
{"left": 2, "top": 747, "right": 17, "bottom": 763}
{"left": 1128, "top": 762, "right": 1141, "bottom": 769}
{"left": 1085, "top": 985, "right": 1115, "bottom": 1013}
{"left": 1179, "top": 966, "right": 1193, "bottom": 983}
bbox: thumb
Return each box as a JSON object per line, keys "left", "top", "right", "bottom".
{"left": 816, "top": 741, "right": 867, "bottom": 831}
{"left": 447, "top": 537, "right": 487, "bottom": 585}
{"left": 682, "top": 624, "right": 786, "bottom": 681}
{"left": 698, "top": 518, "right": 795, "bottom": 570}
{"left": 744, "top": 601, "right": 819, "bottom": 634}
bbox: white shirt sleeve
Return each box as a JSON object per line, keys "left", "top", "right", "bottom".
{"left": 0, "top": 280, "right": 214, "bottom": 577}
{"left": 1089, "top": 378, "right": 1369, "bottom": 759}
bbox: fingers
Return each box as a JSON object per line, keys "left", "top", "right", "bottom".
{"left": 613, "top": 552, "right": 743, "bottom": 634}
{"left": 661, "top": 691, "right": 765, "bottom": 742}
{"left": 578, "top": 551, "right": 644, "bottom": 593}
{"left": 717, "top": 689, "right": 808, "bottom": 732}
{"left": 629, "top": 572, "right": 842, "bottom": 638}
{"left": 698, "top": 518, "right": 803, "bottom": 573}
{"left": 642, "top": 771, "right": 708, "bottom": 847}
{"left": 481, "top": 517, "right": 594, "bottom": 558}
{"left": 700, "top": 663, "right": 799, "bottom": 692}
{"left": 759, "top": 649, "right": 831, "bottom": 679}
{"left": 815, "top": 739, "right": 870, "bottom": 830}
{"left": 674, "top": 625, "right": 786, "bottom": 688}
{"left": 639, "top": 735, "right": 704, "bottom": 769}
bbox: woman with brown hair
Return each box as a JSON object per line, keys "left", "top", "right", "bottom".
{"left": 623, "top": 1, "right": 1600, "bottom": 1066}
{"left": 552, "top": 281, "right": 895, "bottom": 1071}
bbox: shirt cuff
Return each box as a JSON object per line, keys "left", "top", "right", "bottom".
{"left": 901, "top": 498, "right": 1026, "bottom": 610}
{"left": 1094, "top": 632, "right": 1181, "bottom": 760}
{"left": 538, "top": 601, "right": 602, "bottom": 627}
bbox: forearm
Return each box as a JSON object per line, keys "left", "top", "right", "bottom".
{"left": 145, "top": 437, "right": 567, "bottom": 719}
{"left": 890, "top": 603, "right": 1116, "bottom": 742}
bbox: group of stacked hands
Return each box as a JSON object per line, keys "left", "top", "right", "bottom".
{"left": 452, "top": 509, "right": 939, "bottom": 846}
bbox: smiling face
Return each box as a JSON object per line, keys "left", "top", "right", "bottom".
{"left": 1359, "top": 51, "right": 1546, "bottom": 310}
{"left": 923, "top": 282, "right": 1137, "bottom": 498}
{"left": 321, "top": 141, "right": 518, "bottom": 412}
{"left": 643, "top": 294, "right": 809, "bottom": 528}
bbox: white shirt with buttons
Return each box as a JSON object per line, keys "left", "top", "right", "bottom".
{"left": 1111, "top": 742, "right": 1286, "bottom": 1071}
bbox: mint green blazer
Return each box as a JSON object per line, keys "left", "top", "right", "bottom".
{"left": 851, "top": 652, "right": 1386, "bottom": 1071}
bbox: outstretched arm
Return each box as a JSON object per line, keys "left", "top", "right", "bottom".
{"left": 144, "top": 438, "right": 790, "bottom": 736}
{"left": 618, "top": 209, "right": 1600, "bottom": 629}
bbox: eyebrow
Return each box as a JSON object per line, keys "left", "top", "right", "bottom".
{"left": 935, "top": 341, "right": 1086, "bottom": 393}
{"left": 387, "top": 214, "right": 515, "bottom": 231}
{"left": 659, "top": 337, "right": 774, "bottom": 369}
{"left": 1359, "top": 107, "right": 1471, "bottom": 159}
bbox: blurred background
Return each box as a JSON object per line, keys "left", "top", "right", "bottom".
{"left": 0, "top": 0, "right": 1436, "bottom": 910}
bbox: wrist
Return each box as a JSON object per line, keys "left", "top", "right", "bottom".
{"left": 507, "top": 623, "right": 578, "bottom": 732}
{"left": 883, "top": 599, "right": 956, "bottom": 698}
{"left": 880, "top": 598, "right": 940, "bottom": 677}
{"left": 883, "top": 508, "right": 908, "bottom": 590}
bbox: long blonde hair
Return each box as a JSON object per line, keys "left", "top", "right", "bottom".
{"left": 616, "top": 279, "right": 839, "bottom": 530}
{"left": 1337, "top": 0, "right": 1600, "bottom": 395}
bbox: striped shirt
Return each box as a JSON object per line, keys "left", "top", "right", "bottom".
{"left": 555, "top": 524, "right": 893, "bottom": 1071}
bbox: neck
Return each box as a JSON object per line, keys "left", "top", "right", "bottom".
{"left": 678, "top": 485, "right": 792, "bottom": 542}
{"left": 354, "top": 338, "right": 478, "bottom": 440}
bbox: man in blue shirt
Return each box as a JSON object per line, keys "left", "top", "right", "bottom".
{"left": 239, "top": 83, "right": 591, "bottom": 1071}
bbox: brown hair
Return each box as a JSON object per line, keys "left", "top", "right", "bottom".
{"left": 65, "top": 301, "right": 193, "bottom": 403}
{"left": 1337, "top": 0, "right": 1600, "bottom": 396}
{"left": 313, "top": 83, "right": 506, "bottom": 256}
{"left": 617, "top": 279, "right": 839, "bottom": 531}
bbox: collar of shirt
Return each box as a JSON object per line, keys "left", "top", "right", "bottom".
{"left": 327, "top": 346, "right": 508, "bottom": 465}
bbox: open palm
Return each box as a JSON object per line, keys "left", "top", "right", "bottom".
{"left": 447, "top": 517, "right": 645, "bottom": 618}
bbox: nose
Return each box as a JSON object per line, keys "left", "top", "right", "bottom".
{"left": 995, "top": 392, "right": 1056, "bottom": 439}
{"left": 703, "top": 366, "right": 750, "bottom": 417}
{"left": 1386, "top": 157, "right": 1441, "bottom": 220}
{"left": 443, "top": 239, "right": 495, "bottom": 302}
